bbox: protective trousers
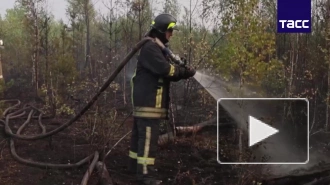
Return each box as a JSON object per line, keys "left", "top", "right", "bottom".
{"left": 128, "top": 117, "right": 160, "bottom": 181}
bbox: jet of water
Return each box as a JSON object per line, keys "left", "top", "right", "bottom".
{"left": 193, "top": 70, "right": 264, "bottom": 135}
{"left": 193, "top": 70, "right": 261, "bottom": 100}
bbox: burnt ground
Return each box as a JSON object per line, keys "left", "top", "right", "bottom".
{"left": 0, "top": 80, "right": 248, "bottom": 185}
{"left": 0, "top": 108, "right": 244, "bottom": 185}
{"left": 2, "top": 85, "right": 330, "bottom": 185}
{"left": 2, "top": 105, "right": 330, "bottom": 185}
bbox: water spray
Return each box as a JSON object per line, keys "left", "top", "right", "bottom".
{"left": 193, "top": 70, "right": 330, "bottom": 182}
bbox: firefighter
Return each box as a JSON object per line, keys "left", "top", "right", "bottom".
{"left": 128, "top": 13, "right": 196, "bottom": 185}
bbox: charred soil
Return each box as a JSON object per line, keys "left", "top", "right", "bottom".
{"left": 0, "top": 113, "right": 241, "bottom": 185}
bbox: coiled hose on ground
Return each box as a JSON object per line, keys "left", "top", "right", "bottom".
{"left": 0, "top": 37, "right": 154, "bottom": 185}
{"left": 5, "top": 37, "right": 153, "bottom": 141}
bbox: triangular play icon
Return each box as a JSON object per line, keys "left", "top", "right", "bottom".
{"left": 249, "top": 115, "right": 279, "bottom": 147}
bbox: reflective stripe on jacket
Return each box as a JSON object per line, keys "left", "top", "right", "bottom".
{"left": 131, "top": 39, "right": 183, "bottom": 119}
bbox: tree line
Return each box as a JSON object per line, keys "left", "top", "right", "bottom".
{"left": 0, "top": 0, "right": 329, "bottom": 131}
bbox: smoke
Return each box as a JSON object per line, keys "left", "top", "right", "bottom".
{"left": 125, "top": 58, "right": 138, "bottom": 81}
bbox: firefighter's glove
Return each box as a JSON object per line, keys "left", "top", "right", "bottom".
{"left": 186, "top": 66, "right": 196, "bottom": 77}
{"left": 179, "top": 66, "right": 196, "bottom": 79}
{"left": 180, "top": 57, "right": 187, "bottom": 66}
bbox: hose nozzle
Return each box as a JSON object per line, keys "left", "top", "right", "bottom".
{"left": 163, "top": 48, "right": 185, "bottom": 66}
{"left": 154, "top": 38, "right": 186, "bottom": 67}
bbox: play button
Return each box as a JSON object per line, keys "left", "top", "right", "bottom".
{"left": 249, "top": 115, "right": 279, "bottom": 147}
{"left": 217, "top": 98, "right": 309, "bottom": 164}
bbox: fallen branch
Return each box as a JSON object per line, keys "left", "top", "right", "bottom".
{"left": 80, "top": 151, "right": 99, "bottom": 185}
{"left": 175, "top": 117, "right": 218, "bottom": 134}
{"left": 105, "top": 130, "right": 132, "bottom": 158}
{"left": 96, "top": 161, "right": 113, "bottom": 185}
{"left": 158, "top": 118, "right": 232, "bottom": 145}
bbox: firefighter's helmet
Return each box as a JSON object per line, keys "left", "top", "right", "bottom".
{"left": 151, "top": 13, "right": 178, "bottom": 33}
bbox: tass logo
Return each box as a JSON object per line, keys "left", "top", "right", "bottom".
{"left": 277, "top": 0, "right": 311, "bottom": 33}
{"left": 279, "top": 20, "right": 310, "bottom": 29}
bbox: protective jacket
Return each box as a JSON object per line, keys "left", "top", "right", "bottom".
{"left": 131, "top": 39, "right": 182, "bottom": 119}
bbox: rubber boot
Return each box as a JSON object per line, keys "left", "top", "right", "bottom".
{"left": 135, "top": 118, "right": 161, "bottom": 185}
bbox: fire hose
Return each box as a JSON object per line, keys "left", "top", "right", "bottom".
{"left": 4, "top": 36, "right": 184, "bottom": 140}
{"left": 1, "top": 36, "right": 187, "bottom": 185}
